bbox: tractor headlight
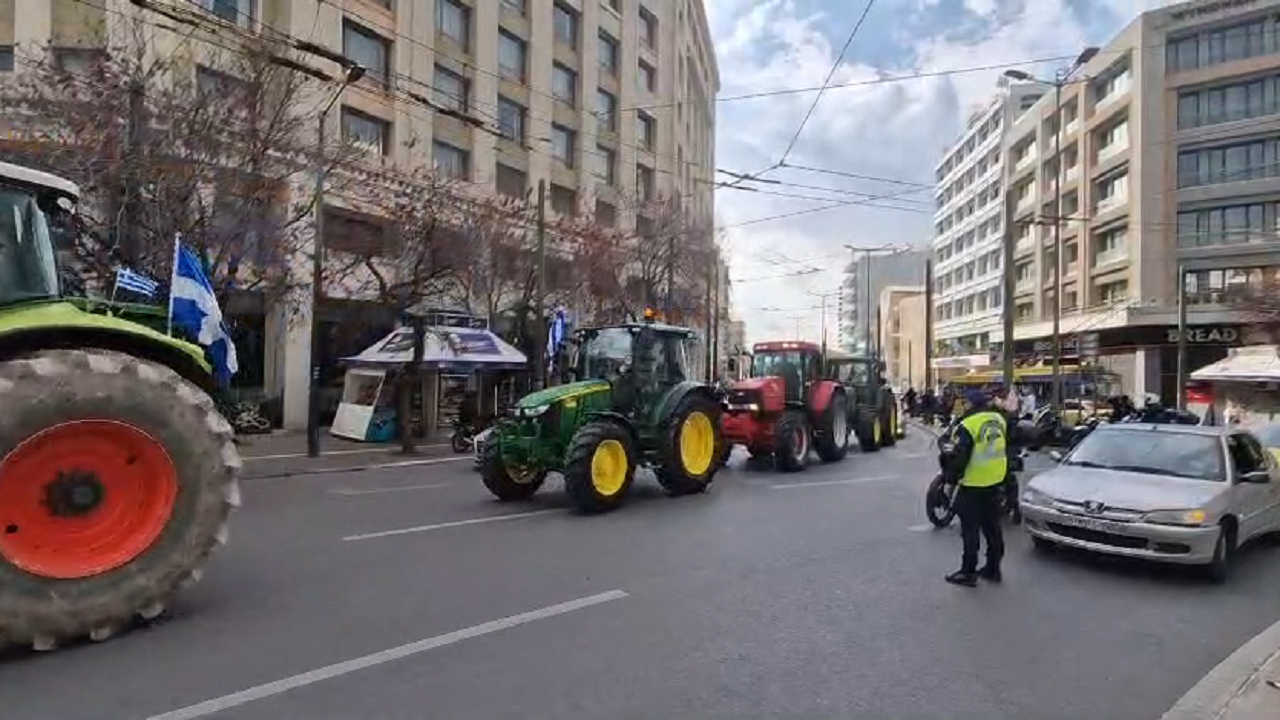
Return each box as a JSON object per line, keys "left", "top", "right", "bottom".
{"left": 522, "top": 404, "right": 551, "bottom": 418}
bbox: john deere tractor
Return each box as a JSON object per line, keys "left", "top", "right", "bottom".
{"left": 0, "top": 162, "right": 239, "bottom": 651}
{"left": 827, "top": 353, "right": 900, "bottom": 452}
{"left": 480, "top": 314, "right": 723, "bottom": 513}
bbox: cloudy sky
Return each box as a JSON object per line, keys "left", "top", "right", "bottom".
{"left": 706, "top": 0, "right": 1178, "bottom": 345}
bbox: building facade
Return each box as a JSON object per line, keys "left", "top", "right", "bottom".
{"left": 0, "top": 0, "right": 720, "bottom": 428}
{"left": 878, "top": 285, "right": 927, "bottom": 389}
{"left": 999, "top": 0, "right": 1280, "bottom": 401}
{"left": 839, "top": 248, "right": 929, "bottom": 354}
{"left": 930, "top": 81, "right": 1047, "bottom": 377}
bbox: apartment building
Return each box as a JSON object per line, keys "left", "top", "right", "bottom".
{"left": 929, "top": 82, "right": 1047, "bottom": 378}
{"left": 839, "top": 248, "right": 928, "bottom": 354}
{"left": 0, "top": 0, "right": 720, "bottom": 428}
{"left": 999, "top": 0, "right": 1280, "bottom": 400}
{"left": 878, "top": 285, "right": 927, "bottom": 389}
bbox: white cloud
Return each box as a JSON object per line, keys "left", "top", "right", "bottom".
{"left": 706, "top": 0, "right": 1178, "bottom": 345}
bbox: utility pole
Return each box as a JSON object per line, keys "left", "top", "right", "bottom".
{"left": 119, "top": 77, "right": 146, "bottom": 263}
{"left": 711, "top": 259, "right": 720, "bottom": 379}
{"left": 924, "top": 258, "right": 934, "bottom": 391}
{"left": 1001, "top": 183, "right": 1017, "bottom": 390}
{"left": 1176, "top": 264, "right": 1188, "bottom": 411}
{"left": 534, "top": 179, "right": 548, "bottom": 390}
{"left": 704, "top": 259, "right": 713, "bottom": 383}
{"left": 863, "top": 251, "right": 873, "bottom": 354}
{"left": 1050, "top": 74, "right": 1065, "bottom": 412}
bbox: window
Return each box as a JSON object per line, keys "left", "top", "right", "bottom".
{"left": 200, "top": 0, "right": 253, "bottom": 26}
{"left": 1178, "top": 138, "right": 1280, "bottom": 187}
{"left": 595, "top": 200, "right": 616, "bottom": 227}
{"left": 343, "top": 21, "right": 390, "bottom": 84}
{"left": 1178, "top": 75, "right": 1280, "bottom": 129}
{"left": 1177, "top": 202, "right": 1275, "bottom": 248}
{"left": 1094, "top": 171, "right": 1127, "bottom": 210}
{"left": 596, "top": 89, "right": 617, "bottom": 133}
{"left": 1095, "top": 118, "right": 1128, "bottom": 157}
{"left": 0, "top": 46, "right": 12, "bottom": 72}
{"left": 598, "top": 31, "right": 619, "bottom": 76}
{"left": 639, "top": 5, "right": 658, "bottom": 49}
{"left": 594, "top": 145, "right": 616, "bottom": 185}
{"left": 553, "top": 3, "right": 578, "bottom": 47}
{"left": 1095, "top": 225, "right": 1127, "bottom": 265}
{"left": 196, "top": 65, "right": 251, "bottom": 103}
{"left": 636, "top": 164, "right": 655, "bottom": 200}
{"left": 498, "top": 31, "right": 526, "bottom": 82}
{"left": 501, "top": 0, "right": 525, "bottom": 13}
{"left": 1228, "top": 434, "right": 1267, "bottom": 477}
{"left": 551, "top": 185, "right": 577, "bottom": 215}
{"left": 551, "top": 124, "right": 576, "bottom": 167}
{"left": 434, "top": 65, "right": 468, "bottom": 112}
{"left": 341, "top": 107, "right": 390, "bottom": 155}
{"left": 53, "top": 48, "right": 105, "bottom": 74}
{"left": 636, "top": 111, "right": 656, "bottom": 150}
{"left": 437, "top": 0, "right": 471, "bottom": 51}
{"left": 603, "top": 0, "right": 620, "bottom": 11}
{"left": 638, "top": 60, "right": 656, "bottom": 93}
{"left": 1097, "top": 280, "right": 1128, "bottom": 306}
{"left": 552, "top": 63, "right": 577, "bottom": 106}
{"left": 497, "top": 96, "right": 526, "bottom": 142}
{"left": 323, "top": 207, "right": 391, "bottom": 255}
{"left": 496, "top": 163, "right": 527, "bottom": 198}
{"left": 433, "top": 141, "right": 470, "bottom": 180}
{"left": 1166, "top": 20, "right": 1274, "bottom": 73}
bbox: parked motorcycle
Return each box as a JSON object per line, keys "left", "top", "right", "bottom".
{"left": 925, "top": 419, "right": 1023, "bottom": 528}
{"left": 451, "top": 419, "right": 483, "bottom": 453}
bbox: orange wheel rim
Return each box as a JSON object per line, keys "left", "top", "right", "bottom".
{"left": 0, "top": 420, "right": 178, "bottom": 579}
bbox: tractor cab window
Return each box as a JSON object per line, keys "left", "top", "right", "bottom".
{"left": 579, "top": 327, "right": 633, "bottom": 381}
{"left": 0, "top": 185, "right": 61, "bottom": 305}
{"left": 833, "top": 361, "right": 869, "bottom": 386}
{"left": 752, "top": 351, "right": 807, "bottom": 379}
{"left": 654, "top": 333, "right": 690, "bottom": 384}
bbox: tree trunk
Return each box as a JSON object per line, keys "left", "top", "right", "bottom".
{"left": 399, "top": 317, "right": 426, "bottom": 454}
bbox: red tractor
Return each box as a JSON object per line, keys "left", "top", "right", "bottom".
{"left": 720, "top": 341, "right": 849, "bottom": 472}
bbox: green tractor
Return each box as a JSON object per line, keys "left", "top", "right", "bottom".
{"left": 826, "top": 353, "right": 900, "bottom": 452}
{"left": 480, "top": 316, "right": 724, "bottom": 513}
{"left": 0, "top": 162, "right": 239, "bottom": 651}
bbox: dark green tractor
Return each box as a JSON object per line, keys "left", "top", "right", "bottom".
{"left": 826, "top": 354, "right": 899, "bottom": 452}
{"left": 480, "top": 318, "right": 724, "bottom": 513}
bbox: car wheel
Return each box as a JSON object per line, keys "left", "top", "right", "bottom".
{"left": 1205, "top": 524, "right": 1234, "bottom": 584}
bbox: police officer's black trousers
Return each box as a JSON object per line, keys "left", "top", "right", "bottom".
{"left": 956, "top": 484, "right": 1004, "bottom": 573}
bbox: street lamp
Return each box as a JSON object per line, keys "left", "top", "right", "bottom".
{"left": 844, "top": 244, "right": 910, "bottom": 360}
{"left": 806, "top": 288, "right": 841, "bottom": 352}
{"left": 1001, "top": 46, "right": 1098, "bottom": 413}
{"left": 307, "top": 63, "right": 366, "bottom": 458}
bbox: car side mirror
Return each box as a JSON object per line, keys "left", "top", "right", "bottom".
{"left": 1048, "top": 450, "right": 1064, "bottom": 462}
{"left": 1241, "top": 469, "right": 1271, "bottom": 484}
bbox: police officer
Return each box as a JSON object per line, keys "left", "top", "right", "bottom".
{"left": 944, "top": 388, "right": 1009, "bottom": 587}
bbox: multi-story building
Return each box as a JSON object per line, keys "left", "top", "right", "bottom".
{"left": 999, "top": 0, "right": 1280, "bottom": 401}
{"left": 878, "top": 285, "right": 927, "bottom": 389}
{"left": 839, "top": 248, "right": 928, "bottom": 353}
{"left": 0, "top": 0, "right": 720, "bottom": 428}
{"left": 930, "top": 82, "right": 1047, "bottom": 379}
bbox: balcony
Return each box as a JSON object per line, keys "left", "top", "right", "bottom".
{"left": 1016, "top": 278, "right": 1035, "bottom": 293}
{"left": 1064, "top": 166, "right": 1079, "bottom": 184}
{"left": 1064, "top": 118, "right": 1079, "bottom": 136}
{"left": 1015, "top": 150, "right": 1037, "bottom": 173}
{"left": 1095, "top": 75, "right": 1131, "bottom": 111}
{"left": 1015, "top": 236, "right": 1035, "bottom": 254}
{"left": 1097, "top": 140, "right": 1128, "bottom": 164}
{"left": 1095, "top": 194, "right": 1127, "bottom": 215}
{"left": 1094, "top": 247, "right": 1127, "bottom": 267}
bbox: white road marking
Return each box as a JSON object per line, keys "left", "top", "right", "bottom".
{"left": 243, "top": 443, "right": 449, "bottom": 461}
{"left": 330, "top": 483, "right": 451, "bottom": 496}
{"left": 895, "top": 452, "right": 930, "bottom": 459}
{"left": 247, "top": 456, "right": 471, "bottom": 481}
{"left": 768, "top": 475, "right": 898, "bottom": 489}
{"left": 143, "top": 590, "right": 630, "bottom": 720}
{"left": 343, "top": 509, "right": 561, "bottom": 541}
{"left": 907, "top": 523, "right": 936, "bottom": 532}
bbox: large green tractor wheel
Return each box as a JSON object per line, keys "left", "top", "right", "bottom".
{"left": 563, "top": 420, "right": 637, "bottom": 513}
{"left": 0, "top": 349, "right": 240, "bottom": 651}
{"left": 813, "top": 390, "right": 849, "bottom": 463}
{"left": 479, "top": 440, "right": 547, "bottom": 501}
{"left": 855, "top": 408, "right": 881, "bottom": 453}
{"left": 655, "top": 392, "right": 722, "bottom": 495}
{"left": 881, "top": 394, "right": 898, "bottom": 448}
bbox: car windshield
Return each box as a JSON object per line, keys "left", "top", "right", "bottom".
{"left": 579, "top": 328, "right": 633, "bottom": 380}
{"left": 0, "top": 185, "right": 62, "bottom": 304}
{"left": 1066, "top": 429, "right": 1225, "bottom": 481}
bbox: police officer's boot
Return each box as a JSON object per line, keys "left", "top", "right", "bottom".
{"left": 977, "top": 565, "right": 1002, "bottom": 583}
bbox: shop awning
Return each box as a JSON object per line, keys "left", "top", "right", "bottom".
{"left": 1191, "top": 345, "right": 1280, "bottom": 384}
{"left": 343, "top": 326, "right": 528, "bottom": 370}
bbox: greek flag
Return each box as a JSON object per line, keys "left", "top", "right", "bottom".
{"left": 114, "top": 267, "right": 159, "bottom": 298}
{"left": 167, "top": 239, "right": 239, "bottom": 382}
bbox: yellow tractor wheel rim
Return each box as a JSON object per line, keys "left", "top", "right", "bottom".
{"left": 873, "top": 419, "right": 882, "bottom": 444}
{"left": 679, "top": 411, "right": 715, "bottom": 476}
{"left": 590, "top": 439, "right": 628, "bottom": 496}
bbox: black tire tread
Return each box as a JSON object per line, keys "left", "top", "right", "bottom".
{"left": 813, "top": 391, "right": 849, "bottom": 463}
{"left": 563, "top": 420, "right": 636, "bottom": 513}
{"left": 655, "top": 392, "right": 723, "bottom": 495}
{"left": 0, "top": 349, "right": 240, "bottom": 651}
{"left": 773, "top": 410, "right": 809, "bottom": 473}
{"left": 479, "top": 438, "right": 546, "bottom": 501}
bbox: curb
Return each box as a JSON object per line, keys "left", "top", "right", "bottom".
{"left": 242, "top": 455, "right": 472, "bottom": 481}
{"left": 1161, "top": 617, "right": 1280, "bottom": 720}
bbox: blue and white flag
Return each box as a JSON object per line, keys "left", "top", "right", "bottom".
{"left": 114, "top": 267, "right": 159, "bottom": 298}
{"left": 546, "top": 307, "right": 567, "bottom": 373}
{"left": 168, "top": 239, "right": 239, "bottom": 381}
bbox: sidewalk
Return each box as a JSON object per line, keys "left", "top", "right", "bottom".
{"left": 1162, "top": 619, "right": 1280, "bottom": 720}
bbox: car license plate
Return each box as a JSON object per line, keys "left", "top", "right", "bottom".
{"left": 1063, "top": 515, "right": 1121, "bottom": 533}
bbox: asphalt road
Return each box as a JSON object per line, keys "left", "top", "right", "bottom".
{"left": 5, "top": 431, "right": 1280, "bottom": 719}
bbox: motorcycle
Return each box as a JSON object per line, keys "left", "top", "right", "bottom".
{"left": 924, "top": 419, "right": 1024, "bottom": 528}
{"left": 451, "top": 418, "right": 484, "bottom": 453}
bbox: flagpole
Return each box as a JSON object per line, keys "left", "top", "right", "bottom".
{"left": 166, "top": 234, "right": 180, "bottom": 337}
{"left": 110, "top": 272, "right": 120, "bottom": 306}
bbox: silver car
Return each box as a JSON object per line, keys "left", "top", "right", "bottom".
{"left": 1021, "top": 424, "right": 1280, "bottom": 581}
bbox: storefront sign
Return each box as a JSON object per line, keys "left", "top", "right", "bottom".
{"left": 1170, "top": 0, "right": 1255, "bottom": 21}
{"left": 932, "top": 354, "right": 990, "bottom": 369}
{"left": 446, "top": 331, "right": 501, "bottom": 356}
{"left": 1167, "top": 327, "right": 1239, "bottom": 344}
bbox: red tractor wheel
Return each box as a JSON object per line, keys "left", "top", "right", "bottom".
{"left": 773, "top": 411, "right": 810, "bottom": 473}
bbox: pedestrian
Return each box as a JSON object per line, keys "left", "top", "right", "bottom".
{"left": 942, "top": 388, "right": 1009, "bottom": 587}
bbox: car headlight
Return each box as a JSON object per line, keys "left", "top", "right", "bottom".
{"left": 1142, "top": 509, "right": 1208, "bottom": 527}
{"left": 522, "top": 404, "right": 551, "bottom": 418}
{"left": 1020, "top": 487, "right": 1055, "bottom": 508}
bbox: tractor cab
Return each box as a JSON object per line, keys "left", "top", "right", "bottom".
{"left": 0, "top": 162, "right": 79, "bottom": 309}
{"left": 748, "top": 341, "right": 823, "bottom": 404}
